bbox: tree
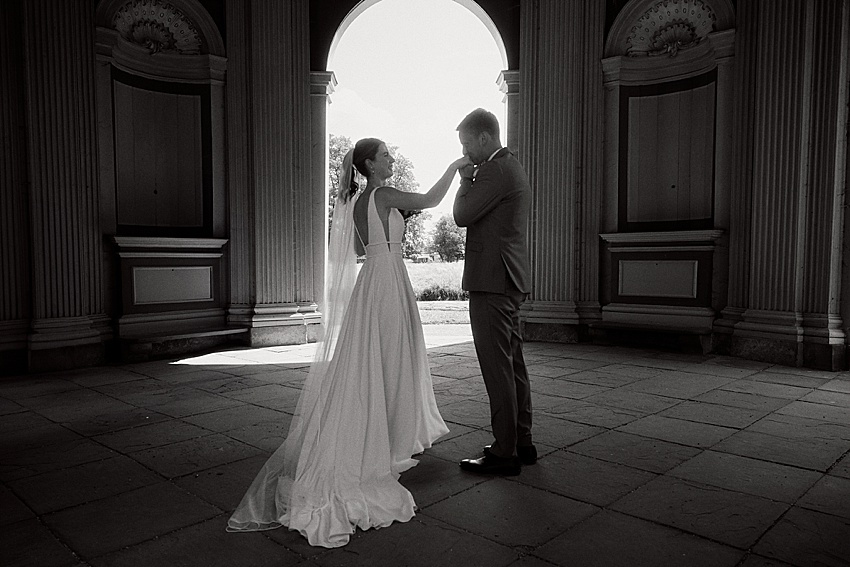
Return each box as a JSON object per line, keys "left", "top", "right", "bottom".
{"left": 402, "top": 210, "right": 431, "bottom": 258}
{"left": 327, "top": 134, "right": 430, "bottom": 256}
{"left": 430, "top": 214, "right": 466, "bottom": 262}
{"left": 328, "top": 134, "right": 354, "bottom": 223}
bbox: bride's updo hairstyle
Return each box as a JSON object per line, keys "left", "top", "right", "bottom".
{"left": 353, "top": 137, "right": 383, "bottom": 177}
{"left": 339, "top": 137, "right": 383, "bottom": 203}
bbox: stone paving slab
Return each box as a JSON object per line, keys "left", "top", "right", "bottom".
{"left": 2, "top": 327, "right": 850, "bottom": 566}
{"left": 533, "top": 509, "right": 745, "bottom": 567}
{"left": 610, "top": 476, "right": 790, "bottom": 549}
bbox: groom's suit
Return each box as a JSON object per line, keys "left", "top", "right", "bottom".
{"left": 453, "top": 147, "right": 532, "bottom": 459}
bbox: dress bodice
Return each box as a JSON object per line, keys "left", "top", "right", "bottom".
{"left": 359, "top": 189, "right": 403, "bottom": 258}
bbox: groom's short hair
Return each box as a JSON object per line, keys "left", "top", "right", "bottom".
{"left": 457, "top": 108, "right": 500, "bottom": 140}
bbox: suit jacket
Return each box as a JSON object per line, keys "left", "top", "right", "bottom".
{"left": 453, "top": 148, "right": 531, "bottom": 294}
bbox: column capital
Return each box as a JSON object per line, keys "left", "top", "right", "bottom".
{"left": 310, "top": 70, "right": 337, "bottom": 96}
{"left": 498, "top": 69, "right": 519, "bottom": 94}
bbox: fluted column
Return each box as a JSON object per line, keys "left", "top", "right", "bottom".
{"left": 0, "top": 1, "right": 31, "bottom": 372}
{"left": 730, "top": 0, "right": 849, "bottom": 369}
{"left": 22, "top": 0, "right": 105, "bottom": 371}
{"left": 518, "top": 0, "right": 605, "bottom": 341}
{"left": 800, "top": 0, "right": 849, "bottom": 369}
{"left": 226, "top": 0, "right": 319, "bottom": 346}
{"left": 719, "top": 0, "right": 759, "bottom": 328}
{"left": 309, "top": 71, "right": 336, "bottom": 340}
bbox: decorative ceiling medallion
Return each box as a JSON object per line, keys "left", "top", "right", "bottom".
{"left": 113, "top": 1, "right": 202, "bottom": 55}
{"left": 627, "top": 0, "right": 716, "bottom": 57}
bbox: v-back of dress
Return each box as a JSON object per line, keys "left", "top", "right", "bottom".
{"left": 227, "top": 189, "right": 449, "bottom": 548}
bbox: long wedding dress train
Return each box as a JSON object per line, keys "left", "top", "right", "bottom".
{"left": 227, "top": 190, "right": 449, "bottom": 548}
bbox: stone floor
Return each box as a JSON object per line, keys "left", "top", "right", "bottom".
{"left": 2, "top": 324, "right": 850, "bottom": 567}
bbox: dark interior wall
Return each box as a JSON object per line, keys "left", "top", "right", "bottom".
{"left": 308, "top": 0, "right": 521, "bottom": 71}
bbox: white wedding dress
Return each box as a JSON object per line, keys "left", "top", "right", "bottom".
{"left": 227, "top": 189, "right": 449, "bottom": 548}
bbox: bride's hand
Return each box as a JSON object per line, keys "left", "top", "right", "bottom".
{"left": 453, "top": 156, "right": 473, "bottom": 170}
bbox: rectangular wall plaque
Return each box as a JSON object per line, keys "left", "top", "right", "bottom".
{"left": 619, "top": 260, "right": 698, "bottom": 298}
{"left": 132, "top": 266, "right": 213, "bottom": 305}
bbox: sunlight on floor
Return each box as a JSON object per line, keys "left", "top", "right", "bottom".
{"left": 170, "top": 324, "right": 474, "bottom": 366}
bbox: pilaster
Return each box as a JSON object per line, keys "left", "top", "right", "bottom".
{"left": 727, "top": 0, "right": 849, "bottom": 369}
{"left": 225, "top": 0, "right": 320, "bottom": 346}
{"left": 518, "top": 0, "right": 605, "bottom": 341}
{"left": 0, "top": 2, "right": 31, "bottom": 373}
{"left": 22, "top": 0, "right": 105, "bottom": 371}
{"left": 310, "top": 71, "right": 336, "bottom": 340}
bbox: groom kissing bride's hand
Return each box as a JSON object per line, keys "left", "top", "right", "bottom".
{"left": 453, "top": 108, "right": 535, "bottom": 477}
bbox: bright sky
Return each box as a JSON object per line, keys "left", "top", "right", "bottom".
{"left": 327, "top": 0, "right": 506, "bottom": 225}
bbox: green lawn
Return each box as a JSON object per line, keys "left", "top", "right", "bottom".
{"left": 404, "top": 260, "right": 466, "bottom": 299}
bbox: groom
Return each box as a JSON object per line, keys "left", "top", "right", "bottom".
{"left": 453, "top": 108, "right": 534, "bottom": 476}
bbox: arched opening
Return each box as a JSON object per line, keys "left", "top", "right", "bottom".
{"left": 326, "top": 0, "right": 509, "bottom": 226}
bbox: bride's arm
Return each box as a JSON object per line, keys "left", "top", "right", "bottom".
{"left": 376, "top": 156, "right": 472, "bottom": 211}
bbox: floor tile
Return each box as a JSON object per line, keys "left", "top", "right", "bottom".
{"left": 796, "top": 475, "right": 850, "bottom": 519}
{"left": 435, "top": 398, "right": 492, "bottom": 428}
{"left": 517, "top": 450, "right": 656, "bottom": 506}
{"left": 220, "top": 415, "right": 293, "bottom": 452}
{"left": 754, "top": 507, "right": 850, "bottom": 567}
{"left": 314, "top": 514, "right": 519, "bottom": 567}
{"left": 534, "top": 510, "right": 744, "bottom": 567}
{"left": 128, "top": 433, "right": 263, "bottom": 478}
{"left": 568, "top": 430, "right": 701, "bottom": 474}
{"left": 9, "top": 455, "right": 162, "bottom": 514}
{"left": 93, "top": 419, "right": 211, "bottom": 453}
{"left": 182, "top": 404, "right": 287, "bottom": 433}
{"left": 617, "top": 414, "right": 737, "bottom": 448}
{"left": 820, "top": 378, "right": 850, "bottom": 394}
{"left": 660, "top": 400, "right": 769, "bottom": 429}
{"left": 583, "top": 389, "right": 682, "bottom": 415}
{"left": 1, "top": 518, "right": 81, "bottom": 567}
{"left": 531, "top": 376, "right": 609, "bottom": 399}
{"left": 543, "top": 399, "right": 644, "bottom": 428}
{"left": 718, "top": 379, "right": 813, "bottom": 400}
{"left": 714, "top": 430, "right": 850, "bottom": 472}
{"left": 800, "top": 389, "right": 850, "bottom": 408}
{"left": 175, "top": 454, "right": 269, "bottom": 512}
{"left": 0, "top": 484, "right": 34, "bottom": 525}
{"left": 89, "top": 516, "right": 299, "bottom": 567}
{"left": 611, "top": 476, "right": 789, "bottom": 549}
{"left": 668, "top": 450, "right": 821, "bottom": 503}
{"left": 1, "top": 437, "right": 118, "bottom": 482}
{"left": 400, "top": 452, "right": 489, "bottom": 509}
{"left": 622, "top": 371, "right": 733, "bottom": 399}
{"left": 423, "top": 478, "right": 597, "bottom": 547}
{"left": 43, "top": 482, "right": 220, "bottom": 558}
{"left": 528, "top": 412, "right": 606, "bottom": 449}
{"left": 694, "top": 389, "right": 794, "bottom": 412}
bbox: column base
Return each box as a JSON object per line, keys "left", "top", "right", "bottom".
{"left": 27, "top": 316, "right": 106, "bottom": 373}
{"left": 29, "top": 343, "right": 105, "bottom": 374}
{"left": 229, "top": 303, "right": 322, "bottom": 348}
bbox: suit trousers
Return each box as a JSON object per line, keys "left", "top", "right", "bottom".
{"left": 469, "top": 289, "right": 532, "bottom": 458}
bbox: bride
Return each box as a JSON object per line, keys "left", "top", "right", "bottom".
{"left": 227, "top": 137, "right": 471, "bottom": 548}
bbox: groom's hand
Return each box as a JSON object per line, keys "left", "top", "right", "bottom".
{"left": 459, "top": 163, "right": 477, "bottom": 180}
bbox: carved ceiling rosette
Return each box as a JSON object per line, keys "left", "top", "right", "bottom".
{"left": 626, "top": 0, "right": 716, "bottom": 57}
{"left": 113, "top": 0, "right": 202, "bottom": 55}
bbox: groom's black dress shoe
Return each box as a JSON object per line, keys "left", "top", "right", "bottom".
{"left": 484, "top": 444, "right": 538, "bottom": 465}
{"left": 459, "top": 454, "right": 521, "bottom": 476}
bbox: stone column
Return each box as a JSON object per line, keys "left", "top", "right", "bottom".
{"left": 497, "top": 70, "right": 519, "bottom": 154}
{"left": 22, "top": 0, "right": 105, "bottom": 372}
{"left": 309, "top": 71, "right": 336, "bottom": 339}
{"left": 518, "top": 0, "right": 605, "bottom": 341}
{"left": 799, "top": 0, "right": 849, "bottom": 369}
{"left": 226, "top": 0, "right": 319, "bottom": 346}
{"left": 0, "top": 1, "right": 31, "bottom": 373}
{"left": 729, "top": 0, "right": 849, "bottom": 369}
